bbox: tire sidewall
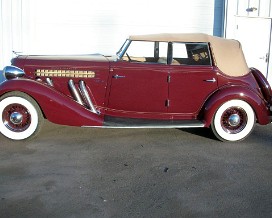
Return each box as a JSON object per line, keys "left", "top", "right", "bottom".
{"left": 0, "top": 96, "right": 39, "bottom": 140}
{"left": 212, "top": 99, "right": 255, "bottom": 142}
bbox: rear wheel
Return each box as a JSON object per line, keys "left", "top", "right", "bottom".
{"left": 211, "top": 99, "right": 255, "bottom": 142}
{"left": 0, "top": 92, "right": 44, "bottom": 140}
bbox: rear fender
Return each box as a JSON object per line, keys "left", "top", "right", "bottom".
{"left": 0, "top": 79, "right": 103, "bottom": 126}
{"left": 251, "top": 68, "right": 272, "bottom": 104}
{"left": 201, "top": 86, "right": 270, "bottom": 127}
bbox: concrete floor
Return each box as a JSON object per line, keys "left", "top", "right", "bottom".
{"left": 0, "top": 121, "right": 272, "bottom": 218}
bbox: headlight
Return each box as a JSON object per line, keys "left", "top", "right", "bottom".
{"left": 3, "top": 66, "right": 25, "bottom": 80}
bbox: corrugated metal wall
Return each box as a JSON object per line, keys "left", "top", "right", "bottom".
{"left": 0, "top": 0, "right": 225, "bottom": 68}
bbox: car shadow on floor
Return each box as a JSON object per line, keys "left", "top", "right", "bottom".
{"left": 177, "top": 127, "right": 219, "bottom": 141}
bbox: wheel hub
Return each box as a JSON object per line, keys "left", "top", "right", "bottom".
{"left": 228, "top": 114, "right": 240, "bottom": 127}
{"left": 221, "top": 107, "right": 247, "bottom": 134}
{"left": 2, "top": 103, "right": 31, "bottom": 132}
{"left": 10, "top": 112, "right": 23, "bottom": 125}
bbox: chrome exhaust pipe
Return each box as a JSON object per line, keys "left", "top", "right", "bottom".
{"left": 68, "top": 79, "right": 84, "bottom": 105}
{"left": 79, "top": 80, "right": 99, "bottom": 114}
{"left": 46, "top": 77, "right": 54, "bottom": 86}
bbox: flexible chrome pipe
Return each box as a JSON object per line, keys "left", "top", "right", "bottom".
{"left": 79, "top": 80, "right": 98, "bottom": 114}
{"left": 46, "top": 78, "right": 54, "bottom": 87}
{"left": 68, "top": 79, "right": 84, "bottom": 105}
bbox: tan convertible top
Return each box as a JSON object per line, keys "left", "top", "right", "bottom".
{"left": 129, "top": 33, "right": 249, "bottom": 77}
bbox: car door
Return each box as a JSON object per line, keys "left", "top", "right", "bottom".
{"left": 107, "top": 41, "right": 169, "bottom": 114}
{"left": 168, "top": 42, "right": 218, "bottom": 115}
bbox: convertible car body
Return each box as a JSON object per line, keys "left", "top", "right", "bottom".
{"left": 0, "top": 33, "right": 271, "bottom": 141}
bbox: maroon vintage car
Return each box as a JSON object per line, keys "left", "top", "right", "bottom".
{"left": 0, "top": 33, "right": 271, "bottom": 141}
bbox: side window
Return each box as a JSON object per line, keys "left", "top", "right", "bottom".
{"left": 172, "top": 42, "right": 211, "bottom": 66}
{"left": 122, "top": 41, "right": 168, "bottom": 64}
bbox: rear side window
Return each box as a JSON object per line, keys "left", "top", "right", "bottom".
{"left": 172, "top": 42, "right": 211, "bottom": 66}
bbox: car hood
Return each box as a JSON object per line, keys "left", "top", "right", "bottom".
{"left": 12, "top": 54, "right": 112, "bottom": 69}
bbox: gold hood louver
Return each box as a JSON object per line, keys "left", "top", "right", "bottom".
{"left": 35, "top": 69, "right": 95, "bottom": 78}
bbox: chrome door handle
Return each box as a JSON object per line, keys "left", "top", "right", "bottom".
{"left": 112, "top": 74, "right": 126, "bottom": 79}
{"left": 204, "top": 78, "right": 216, "bottom": 83}
{"left": 259, "top": 53, "right": 269, "bottom": 63}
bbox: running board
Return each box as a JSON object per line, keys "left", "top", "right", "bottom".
{"left": 98, "top": 116, "right": 205, "bottom": 128}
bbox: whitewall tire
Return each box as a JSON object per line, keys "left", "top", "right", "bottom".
{"left": 211, "top": 99, "right": 255, "bottom": 142}
{"left": 0, "top": 92, "right": 43, "bottom": 140}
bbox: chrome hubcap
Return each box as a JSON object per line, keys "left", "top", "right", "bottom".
{"left": 228, "top": 114, "right": 240, "bottom": 127}
{"left": 221, "top": 107, "right": 247, "bottom": 134}
{"left": 10, "top": 112, "right": 23, "bottom": 125}
{"left": 2, "top": 103, "right": 31, "bottom": 132}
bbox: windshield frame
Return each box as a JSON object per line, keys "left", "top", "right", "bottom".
{"left": 116, "top": 39, "right": 131, "bottom": 60}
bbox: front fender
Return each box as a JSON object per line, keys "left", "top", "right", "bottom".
{"left": 201, "top": 86, "right": 270, "bottom": 127}
{"left": 0, "top": 78, "right": 103, "bottom": 126}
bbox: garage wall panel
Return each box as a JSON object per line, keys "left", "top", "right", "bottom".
{"left": 225, "top": 0, "right": 272, "bottom": 82}
{"left": 0, "top": 1, "right": 3, "bottom": 68}
{"left": 0, "top": 0, "right": 224, "bottom": 68}
{"left": 0, "top": 0, "right": 23, "bottom": 68}
{"left": 0, "top": 0, "right": 13, "bottom": 68}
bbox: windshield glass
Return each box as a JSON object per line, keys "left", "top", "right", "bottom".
{"left": 116, "top": 39, "right": 130, "bottom": 59}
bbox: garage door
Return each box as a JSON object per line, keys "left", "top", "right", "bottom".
{"left": 235, "top": 17, "right": 271, "bottom": 78}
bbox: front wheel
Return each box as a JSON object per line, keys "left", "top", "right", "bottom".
{"left": 211, "top": 99, "right": 255, "bottom": 142}
{"left": 0, "top": 92, "right": 44, "bottom": 140}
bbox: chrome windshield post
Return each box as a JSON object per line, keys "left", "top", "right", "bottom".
{"left": 116, "top": 39, "right": 131, "bottom": 60}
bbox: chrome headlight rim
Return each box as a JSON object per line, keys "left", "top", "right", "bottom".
{"left": 0, "top": 69, "right": 6, "bottom": 84}
{"left": 3, "top": 66, "right": 25, "bottom": 80}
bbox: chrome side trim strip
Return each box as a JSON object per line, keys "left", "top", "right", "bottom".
{"left": 68, "top": 79, "right": 84, "bottom": 105}
{"left": 79, "top": 80, "right": 99, "bottom": 114}
{"left": 82, "top": 124, "right": 205, "bottom": 128}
